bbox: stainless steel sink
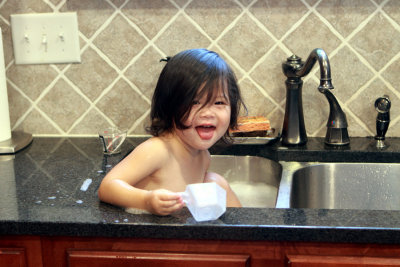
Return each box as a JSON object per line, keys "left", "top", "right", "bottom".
{"left": 209, "top": 155, "right": 282, "bottom": 208}
{"left": 284, "top": 162, "right": 400, "bottom": 210}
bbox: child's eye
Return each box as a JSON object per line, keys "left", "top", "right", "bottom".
{"left": 193, "top": 100, "right": 200, "bottom": 105}
{"left": 215, "top": 100, "right": 227, "bottom": 105}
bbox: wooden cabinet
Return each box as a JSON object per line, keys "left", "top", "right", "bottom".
{"left": 41, "top": 237, "right": 258, "bottom": 267}
{"left": 285, "top": 242, "right": 400, "bottom": 267}
{"left": 3, "top": 235, "right": 400, "bottom": 267}
{"left": 67, "top": 251, "right": 250, "bottom": 267}
{"left": 0, "top": 236, "right": 43, "bottom": 267}
{"left": 0, "top": 248, "right": 26, "bottom": 267}
{"left": 286, "top": 254, "right": 400, "bottom": 266}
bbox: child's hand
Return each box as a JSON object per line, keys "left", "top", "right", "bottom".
{"left": 145, "top": 189, "right": 184, "bottom": 216}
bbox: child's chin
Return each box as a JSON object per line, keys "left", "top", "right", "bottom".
{"left": 194, "top": 139, "right": 216, "bottom": 149}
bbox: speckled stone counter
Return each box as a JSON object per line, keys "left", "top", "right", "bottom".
{"left": 1, "top": 137, "right": 400, "bottom": 245}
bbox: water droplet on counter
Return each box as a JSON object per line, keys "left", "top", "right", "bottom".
{"left": 97, "top": 170, "right": 104, "bottom": 173}
{"left": 48, "top": 196, "right": 56, "bottom": 200}
{"left": 35, "top": 200, "right": 42, "bottom": 204}
{"left": 114, "top": 219, "right": 120, "bottom": 223}
{"left": 123, "top": 218, "right": 128, "bottom": 222}
{"left": 106, "top": 164, "right": 112, "bottom": 168}
{"left": 76, "top": 200, "right": 83, "bottom": 204}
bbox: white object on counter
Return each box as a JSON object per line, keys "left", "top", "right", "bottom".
{"left": 0, "top": 27, "right": 11, "bottom": 142}
{"left": 80, "top": 178, "right": 92, "bottom": 191}
{"left": 179, "top": 182, "right": 226, "bottom": 222}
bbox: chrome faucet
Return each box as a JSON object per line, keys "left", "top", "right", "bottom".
{"left": 281, "top": 48, "right": 349, "bottom": 146}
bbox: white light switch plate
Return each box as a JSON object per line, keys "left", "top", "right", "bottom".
{"left": 11, "top": 12, "right": 81, "bottom": 64}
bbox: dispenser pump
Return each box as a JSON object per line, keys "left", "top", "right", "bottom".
{"left": 375, "top": 95, "right": 391, "bottom": 148}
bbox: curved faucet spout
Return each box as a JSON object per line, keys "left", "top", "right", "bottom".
{"left": 294, "top": 48, "right": 334, "bottom": 92}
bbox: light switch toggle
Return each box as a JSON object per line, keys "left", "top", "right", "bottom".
{"left": 41, "top": 34, "right": 47, "bottom": 52}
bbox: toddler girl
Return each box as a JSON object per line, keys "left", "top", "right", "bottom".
{"left": 98, "top": 48, "right": 245, "bottom": 215}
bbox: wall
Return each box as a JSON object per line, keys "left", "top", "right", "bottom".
{"left": 1, "top": 0, "right": 399, "bottom": 137}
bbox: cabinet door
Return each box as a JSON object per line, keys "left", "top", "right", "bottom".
{"left": 0, "top": 236, "right": 42, "bottom": 267}
{"left": 286, "top": 254, "right": 400, "bottom": 267}
{"left": 0, "top": 248, "right": 27, "bottom": 267}
{"left": 68, "top": 251, "right": 250, "bottom": 267}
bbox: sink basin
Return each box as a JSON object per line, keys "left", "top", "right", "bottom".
{"left": 209, "top": 155, "right": 282, "bottom": 207}
{"left": 288, "top": 162, "right": 400, "bottom": 210}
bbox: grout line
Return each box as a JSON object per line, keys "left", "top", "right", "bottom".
{"left": 55, "top": 0, "right": 68, "bottom": 11}
{"left": 42, "top": 0, "right": 57, "bottom": 11}
{"left": 0, "top": 15, "right": 9, "bottom": 25}
{"left": 9, "top": 73, "right": 66, "bottom": 134}
{"left": 128, "top": 109, "right": 150, "bottom": 134}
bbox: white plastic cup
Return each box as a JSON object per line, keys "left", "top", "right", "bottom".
{"left": 179, "top": 183, "right": 226, "bottom": 222}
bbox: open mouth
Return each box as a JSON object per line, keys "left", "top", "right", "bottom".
{"left": 195, "top": 125, "right": 216, "bottom": 140}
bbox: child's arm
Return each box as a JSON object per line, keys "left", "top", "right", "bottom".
{"left": 204, "top": 172, "right": 242, "bottom": 207}
{"left": 98, "top": 139, "right": 183, "bottom": 215}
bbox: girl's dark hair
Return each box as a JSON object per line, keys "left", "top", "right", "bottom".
{"left": 147, "top": 48, "right": 245, "bottom": 138}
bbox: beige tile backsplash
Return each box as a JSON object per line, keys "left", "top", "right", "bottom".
{"left": 2, "top": 0, "right": 400, "bottom": 137}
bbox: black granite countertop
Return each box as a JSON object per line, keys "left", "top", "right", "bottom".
{"left": 1, "top": 136, "right": 400, "bottom": 244}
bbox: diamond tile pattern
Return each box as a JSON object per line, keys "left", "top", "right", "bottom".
{"left": 37, "top": 79, "right": 90, "bottom": 132}
{"left": 219, "top": 14, "right": 275, "bottom": 71}
{"left": 249, "top": 0, "right": 309, "bottom": 39}
{"left": 64, "top": 47, "right": 119, "bottom": 102}
{"left": 350, "top": 12, "right": 400, "bottom": 72}
{"left": 316, "top": 0, "right": 376, "bottom": 38}
{"left": 93, "top": 14, "right": 148, "bottom": 69}
{"left": 122, "top": 0, "right": 178, "bottom": 40}
{"left": 186, "top": 0, "right": 242, "bottom": 39}
{"left": 2, "top": 0, "right": 400, "bottom": 137}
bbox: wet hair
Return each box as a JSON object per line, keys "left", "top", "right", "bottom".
{"left": 147, "top": 48, "right": 245, "bottom": 138}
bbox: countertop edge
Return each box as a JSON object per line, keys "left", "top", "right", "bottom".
{"left": 2, "top": 220, "right": 400, "bottom": 245}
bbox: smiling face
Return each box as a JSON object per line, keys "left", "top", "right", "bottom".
{"left": 174, "top": 85, "right": 231, "bottom": 151}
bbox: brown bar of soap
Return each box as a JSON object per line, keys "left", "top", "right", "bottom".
{"left": 229, "top": 116, "right": 271, "bottom": 137}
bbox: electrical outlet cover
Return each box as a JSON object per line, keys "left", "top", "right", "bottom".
{"left": 11, "top": 12, "right": 81, "bottom": 64}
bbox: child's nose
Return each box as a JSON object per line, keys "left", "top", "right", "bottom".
{"left": 199, "top": 105, "right": 214, "bottom": 117}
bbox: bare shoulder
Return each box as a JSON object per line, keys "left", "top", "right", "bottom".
{"left": 130, "top": 137, "right": 169, "bottom": 157}
{"left": 122, "top": 137, "right": 171, "bottom": 169}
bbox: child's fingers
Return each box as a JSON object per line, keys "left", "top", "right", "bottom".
{"left": 157, "top": 200, "right": 184, "bottom": 215}
{"left": 149, "top": 190, "right": 184, "bottom": 215}
{"left": 160, "top": 197, "right": 183, "bottom": 208}
{"left": 159, "top": 192, "right": 181, "bottom": 201}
